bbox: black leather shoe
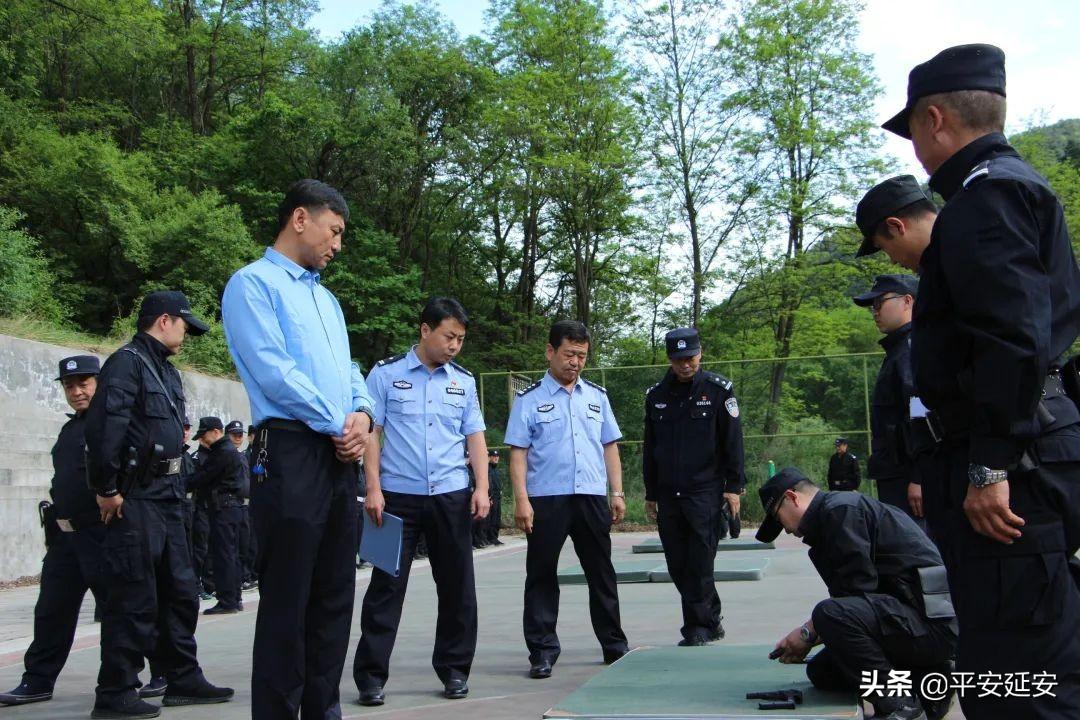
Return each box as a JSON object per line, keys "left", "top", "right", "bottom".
{"left": 529, "top": 660, "right": 553, "bottom": 679}
{"left": 0, "top": 681, "right": 52, "bottom": 706}
{"left": 358, "top": 685, "right": 385, "bottom": 706}
{"left": 443, "top": 678, "right": 469, "bottom": 699}
{"left": 161, "top": 675, "right": 234, "bottom": 706}
{"left": 602, "top": 649, "right": 627, "bottom": 665}
{"left": 91, "top": 696, "right": 161, "bottom": 719}
{"left": 677, "top": 635, "right": 708, "bottom": 647}
{"left": 203, "top": 603, "right": 240, "bottom": 615}
{"left": 137, "top": 676, "right": 167, "bottom": 699}
{"left": 708, "top": 618, "right": 726, "bottom": 641}
{"left": 877, "top": 703, "right": 928, "bottom": 720}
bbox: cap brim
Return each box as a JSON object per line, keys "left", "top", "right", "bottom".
{"left": 181, "top": 312, "right": 210, "bottom": 336}
{"left": 852, "top": 290, "right": 884, "bottom": 307}
{"left": 667, "top": 348, "right": 700, "bottom": 360}
{"left": 193, "top": 430, "right": 206, "bottom": 439}
{"left": 55, "top": 370, "right": 99, "bottom": 381}
{"left": 855, "top": 234, "right": 880, "bottom": 258}
{"left": 756, "top": 514, "right": 783, "bottom": 543}
{"left": 881, "top": 107, "right": 912, "bottom": 139}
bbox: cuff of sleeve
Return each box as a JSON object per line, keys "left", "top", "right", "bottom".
{"left": 969, "top": 434, "right": 1024, "bottom": 469}
{"left": 98, "top": 485, "right": 119, "bottom": 497}
{"left": 463, "top": 423, "right": 487, "bottom": 436}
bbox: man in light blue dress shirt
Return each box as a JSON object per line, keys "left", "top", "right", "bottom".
{"left": 504, "top": 320, "right": 629, "bottom": 680}
{"left": 353, "top": 297, "right": 490, "bottom": 706}
{"left": 221, "top": 180, "right": 374, "bottom": 720}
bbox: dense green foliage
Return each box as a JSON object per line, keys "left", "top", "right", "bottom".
{"left": 0, "top": 1, "right": 1076, "bottom": 520}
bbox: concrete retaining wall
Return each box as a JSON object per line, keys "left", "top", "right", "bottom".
{"left": 0, "top": 334, "right": 249, "bottom": 582}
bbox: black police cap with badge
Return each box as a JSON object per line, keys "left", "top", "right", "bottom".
{"left": 854, "top": 175, "right": 933, "bottom": 258}
{"left": 139, "top": 290, "right": 210, "bottom": 336}
{"left": 55, "top": 354, "right": 100, "bottom": 381}
{"left": 225, "top": 420, "right": 245, "bottom": 435}
{"left": 882, "top": 43, "right": 1006, "bottom": 139}
{"left": 852, "top": 274, "right": 919, "bottom": 308}
{"left": 193, "top": 416, "right": 224, "bottom": 440}
{"left": 665, "top": 328, "right": 701, "bottom": 359}
{"left": 755, "top": 467, "right": 812, "bottom": 543}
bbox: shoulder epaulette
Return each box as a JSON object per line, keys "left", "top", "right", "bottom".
{"left": 645, "top": 382, "right": 660, "bottom": 396}
{"left": 517, "top": 381, "right": 542, "bottom": 397}
{"left": 962, "top": 160, "right": 990, "bottom": 190}
{"left": 449, "top": 361, "right": 473, "bottom": 377}
{"left": 705, "top": 372, "right": 733, "bottom": 391}
{"left": 375, "top": 353, "right": 407, "bottom": 367}
{"left": 581, "top": 378, "right": 607, "bottom": 394}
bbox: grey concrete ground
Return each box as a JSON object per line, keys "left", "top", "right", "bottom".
{"left": 0, "top": 532, "right": 963, "bottom": 719}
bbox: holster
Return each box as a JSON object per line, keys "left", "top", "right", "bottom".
{"left": 39, "top": 501, "right": 59, "bottom": 549}
{"left": 917, "top": 565, "right": 956, "bottom": 620}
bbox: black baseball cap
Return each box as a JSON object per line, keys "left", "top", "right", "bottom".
{"left": 835, "top": 437, "right": 848, "bottom": 446}
{"left": 488, "top": 449, "right": 499, "bottom": 458}
{"left": 56, "top": 354, "right": 100, "bottom": 381}
{"left": 882, "top": 44, "right": 1006, "bottom": 139}
{"left": 225, "top": 420, "right": 245, "bottom": 435}
{"left": 852, "top": 274, "right": 919, "bottom": 307}
{"left": 854, "top": 176, "right": 932, "bottom": 257}
{"left": 665, "top": 328, "right": 701, "bottom": 359}
{"left": 139, "top": 291, "right": 210, "bottom": 336}
{"left": 756, "top": 467, "right": 812, "bottom": 543}
{"left": 193, "top": 416, "right": 223, "bottom": 439}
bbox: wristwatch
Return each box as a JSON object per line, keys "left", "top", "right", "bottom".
{"left": 610, "top": 491, "right": 625, "bottom": 498}
{"left": 799, "top": 624, "right": 817, "bottom": 644}
{"left": 968, "top": 464, "right": 1008, "bottom": 488}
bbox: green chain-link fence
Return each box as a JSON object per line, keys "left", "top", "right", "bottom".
{"left": 480, "top": 352, "right": 886, "bottom": 526}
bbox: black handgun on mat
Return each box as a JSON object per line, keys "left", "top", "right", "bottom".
{"left": 747, "top": 688, "right": 803, "bottom": 710}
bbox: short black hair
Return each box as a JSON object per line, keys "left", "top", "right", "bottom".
{"left": 421, "top": 297, "right": 469, "bottom": 329}
{"left": 548, "top": 320, "right": 590, "bottom": 349}
{"left": 915, "top": 90, "right": 1006, "bottom": 135}
{"left": 136, "top": 315, "right": 157, "bottom": 333}
{"left": 870, "top": 198, "right": 938, "bottom": 241}
{"left": 277, "top": 179, "right": 350, "bottom": 233}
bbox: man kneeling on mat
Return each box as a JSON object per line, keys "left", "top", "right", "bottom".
{"left": 758, "top": 468, "right": 956, "bottom": 720}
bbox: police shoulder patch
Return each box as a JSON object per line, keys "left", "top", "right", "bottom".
{"left": 449, "top": 361, "right": 473, "bottom": 377}
{"left": 581, "top": 378, "right": 607, "bottom": 394}
{"left": 706, "top": 372, "right": 733, "bottom": 391}
{"left": 376, "top": 353, "right": 407, "bottom": 367}
{"left": 517, "top": 381, "right": 542, "bottom": 397}
{"left": 724, "top": 396, "right": 739, "bottom": 418}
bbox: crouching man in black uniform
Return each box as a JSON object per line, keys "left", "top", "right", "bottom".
{"left": 0, "top": 356, "right": 105, "bottom": 706}
{"left": 85, "top": 291, "right": 232, "bottom": 719}
{"left": 759, "top": 468, "right": 956, "bottom": 720}
{"left": 643, "top": 328, "right": 745, "bottom": 646}
{"left": 187, "top": 417, "right": 246, "bottom": 614}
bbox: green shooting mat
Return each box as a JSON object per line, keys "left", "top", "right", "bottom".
{"left": 632, "top": 537, "right": 775, "bottom": 554}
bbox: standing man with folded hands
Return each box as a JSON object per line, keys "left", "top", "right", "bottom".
{"left": 222, "top": 179, "right": 374, "bottom": 720}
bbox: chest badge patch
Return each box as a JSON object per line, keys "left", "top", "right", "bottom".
{"left": 725, "top": 397, "right": 739, "bottom": 418}
{"left": 695, "top": 395, "right": 712, "bottom": 407}
{"left": 588, "top": 403, "right": 601, "bottom": 413}
{"left": 538, "top": 403, "right": 555, "bottom": 413}
{"left": 392, "top": 380, "right": 413, "bottom": 390}
{"left": 446, "top": 386, "right": 465, "bottom": 396}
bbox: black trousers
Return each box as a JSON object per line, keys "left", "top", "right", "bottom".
{"left": 238, "top": 504, "right": 257, "bottom": 582}
{"left": 806, "top": 595, "right": 956, "bottom": 714}
{"left": 925, "top": 431, "right": 1080, "bottom": 720}
{"left": 656, "top": 491, "right": 722, "bottom": 641}
{"left": 486, "top": 475, "right": 502, "bottom": 542}
{"left": 523, "top": 494, "right": 627, "bottom": 665}
{"left": 209, "top": 504, "right": 243, "bottom": 609}
{"left": 192, "top": 500, "right": 214, "bottom": 593}
{"left": 354, "top": 488, "right": 477, "bottom": 688}
{"left": 875, "top": 476, "right": 928, "bottom": 533}
{"left": 250, "top": 424, "right": 358, "bottom": 720}
{"left": 22, "top": 525, "right": 107, "bottom": 688}
{"left": 96, "top": 498, "right": 201, "bottom": 703}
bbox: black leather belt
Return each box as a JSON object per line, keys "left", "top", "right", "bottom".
{"left": 259, "top": 418, "right": 312, "bottom": 433}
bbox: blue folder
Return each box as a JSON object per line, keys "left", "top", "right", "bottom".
{"left": 359, "top": 511, "right": 403, "bottom": 577}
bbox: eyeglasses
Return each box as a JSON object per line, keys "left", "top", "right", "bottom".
{"left": 871, "top": 294, "right": 905, "bottom": 312}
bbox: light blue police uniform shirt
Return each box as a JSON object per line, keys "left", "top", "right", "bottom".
{"left": 367, "top": 347, "right": 486, "bottom": 495}
{"left": 503, "top": 372, "right": 622, "bottom": 497}
{"left": 221, "top": 247, "right": 373, "bottom": 436}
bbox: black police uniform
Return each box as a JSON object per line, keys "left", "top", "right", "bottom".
{"left": 485, "top": 457, "right": 503, "bottom": 545}
{"left": 911, "top": 132, "right": 1080, "bottom": 719}
{"left": 796, "top": 491, "right": 956, "bottom": 718}
{"left": 187, "top": 433, "right": 246, "bottom": 611}
{"left": 190, "top": 474, "right": 215, "bottom": 597}
{"left": 865, "top": 323, "right": 923, "bottom": 521}
{"left": 826, "top": 448, "right": 860, "bottom": 491}
{"left": 643, "top": 367, "right": 745, "bottom": 643}
{"left": 1, "top": 357, "right": 107, "bottom": 705}
{"left": 239, "top": 443, "right": 258, "bottom": 585}
{"left": 84, "top": 331, "right": 213, "bottom": 709}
